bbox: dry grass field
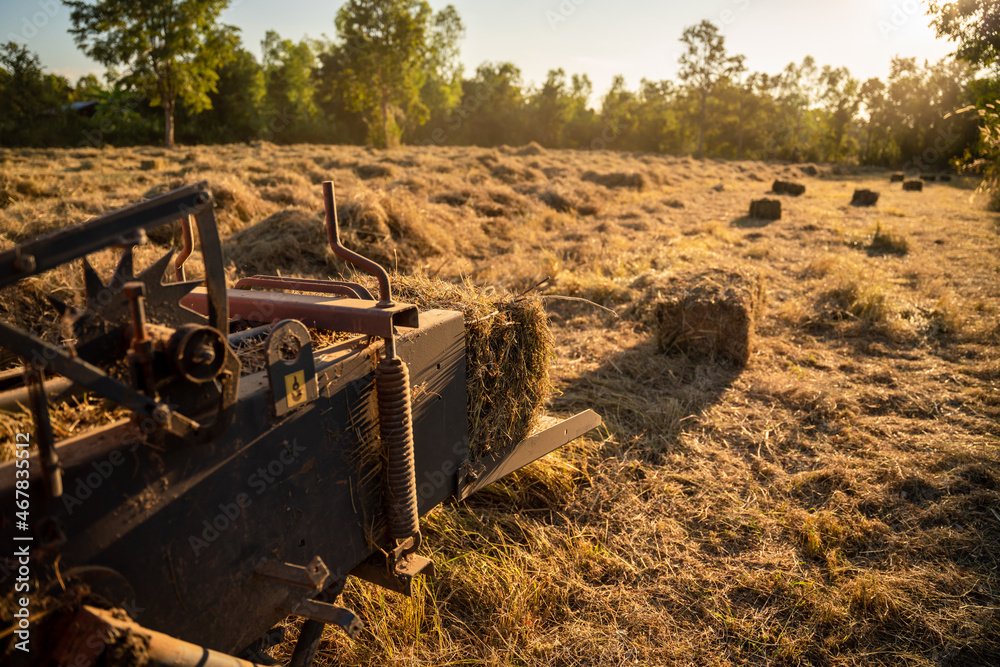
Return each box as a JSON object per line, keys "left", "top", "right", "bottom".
{"left": 1, "top": 142, "right": 999, "bottom": 666}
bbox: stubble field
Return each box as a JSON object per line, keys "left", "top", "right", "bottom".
{"left": 1, "top": 142, "right": 999, "bottom": 666}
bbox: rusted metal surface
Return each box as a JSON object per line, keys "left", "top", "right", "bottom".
{"left": 456, "top": 410, "right": 603, "bottom": 501}
{"left": 0, "top": 374, "right": 74, "bottom": 412}
{"left": 24, "top": 367, "right": 62, "bottom": 498}
{"left": 227, "top": 323, "right": 275, "bottom": 346}
{"left": 182, "top": 289, "right": 419, "bottom": 338}
{"left": 289, "top": 599, "right": 363, "bottom": 639}
{"left": 0, "top": 183, "right": 213, "bottom": 289}
{"left": 288, "top": 619, "right": 326, "bottom": 667}
{"left": 53, "top": 606, "right": 272, "bottom": 667}
{"left": 0, "top": 178, "right": 603, "bottom": 665}
{"left": 265, "top": 319, "right": 318, "bottom": 417}
{"left": 175, "top": 215, "right": 193, "bottom": 280}
{"left": 322, "top": 180, "right": 394, "bottom": 307}
{"left": 350, "top": 545, "right": 435, "bottom": 597}
{"left": 376, "top": 355, "right": 422, "bottom": 555}
{"left": 235, "top": 275, "right": 373, "bottom": 300}
{"left": 256, "top": 556, "right": 331, "bottom": 590}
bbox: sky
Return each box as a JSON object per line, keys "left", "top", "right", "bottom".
{"left": 1, "top": 0, "right": 957, "bottom": 102}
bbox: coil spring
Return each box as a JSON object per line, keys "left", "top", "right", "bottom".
{"left": 375, "top": 355, "right": 421, "bottom": 549}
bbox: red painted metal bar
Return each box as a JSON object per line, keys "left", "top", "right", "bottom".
{"left": 322, "top": 181, "right": 394, "bottom": 307}
{"left": 234, "top": 276, "right": 372, "bottom": 300}
{"left": 182, "top": 289, "right": 418, "bottom": 338}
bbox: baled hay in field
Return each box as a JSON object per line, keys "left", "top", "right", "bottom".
{"left": 362, "top": 273, "right": 553, "bottom": 458}
{"left": 647, "top": 266, "right": 764, "bottom": 366}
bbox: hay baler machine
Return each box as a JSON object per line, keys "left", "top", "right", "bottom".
{"left": 0, "top": 182, "right": 600, "bottom": 665}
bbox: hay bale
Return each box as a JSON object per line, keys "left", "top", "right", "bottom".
{"left": 800, "top": 165, "right": 819, "bottom": 177}
{"left": 582, "top": 170, "right": 646, "bottom": 190}
{"left": 920, "top": 174, "right": 937, "bottom": 182}
{"left": 140, "top": 159, "right": 163, "bottom": 171}
{"left": 772, "top": 180, "right": 806, "bottom": 196}
{"left": 903, "top": 180, "right": 924, "bottom": 192}
{"left": 851, "top": 189, "right": 879, "bottom": 207}
{"left": 361, "top": 274, "right": 553, "bottom": 458}
{"left": 939, "top": 174, "right": 952, "bottom": 182}
{"left": 649, "top": 267, "right": 764, "bottom": 366}
{"left": 890, "top": 172, "right": 905, "bottom": 182}
{"left": 749, "top": 198, "right": 781, "bottom": 220}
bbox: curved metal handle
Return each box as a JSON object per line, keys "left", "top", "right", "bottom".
{"left": 322, "top": 181, "right": 394, "bottom": 308}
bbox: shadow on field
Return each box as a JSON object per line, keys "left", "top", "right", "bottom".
{"left": 551, "top": 333, "right": 743, "bottom": 459}
{"left": 730, "top": 215, "right": 774, "bottom": 228}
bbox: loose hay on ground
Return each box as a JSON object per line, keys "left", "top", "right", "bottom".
{"left": 225, "top": 208, "right": 333, "bottom": 276}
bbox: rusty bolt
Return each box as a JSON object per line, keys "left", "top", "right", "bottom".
{"left": 152, "top": 404, "right": 170, "bottom": 423}
{"left": 13, "top": 253, "right": 36, "bottom": 274}
{"left": 191, "top": 344, "right": 216, "bottom": 366}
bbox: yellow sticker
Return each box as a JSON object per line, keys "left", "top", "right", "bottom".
{"left": 284, "top": 370, "right": 306, "bottom": 408}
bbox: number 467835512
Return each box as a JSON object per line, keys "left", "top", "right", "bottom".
{"left": 14, "top": 433, "right": 31, "bottom": 509}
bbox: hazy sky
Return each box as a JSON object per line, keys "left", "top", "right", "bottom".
{"left": 2, "top": 0, "right": 956, "bottom": 100}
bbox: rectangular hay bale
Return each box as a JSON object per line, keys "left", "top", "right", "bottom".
{"left": 652, "top": 267, "right": 763, "bottom": 366}
{"left": 362, "top": 273, "right": 554, "bottom": 459}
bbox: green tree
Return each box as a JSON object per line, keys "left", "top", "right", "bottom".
{"left": 64, "top": 0, "right": 239, "bottom": 147}
{"left": 563, "top": 73, "right": 599, "bottom": 149}
{"left": 0, "top": 42, "right": 73, "bottom": 146}
{"left": 529, "top": 68, "right": 573, "bottom": 146}
{"left": 818, "top": 65, "right": 860, "bottom": 160}
{"left": 416, "top": 5, "right": 464, "bottom": 138}
{"left": 599, "top": 75, "right": 640, "bottom": 151}
{"left": 635, "top": 78, "right": 681, "bottom": 153}
{"left": 335, "top": 0, "right": 460, "bottom": 148}
{"left": 261, "top": 31, "right": 319, "bottom": 140}
{"left": 771, "top": 56, "right": 820, "bottom": 160}
{"left": 314, "top": 42, "right": 368, "bottom": 144}
{"left": 452, "top": 62, "right": 527, "bottom": 146}
{"left": 929, "top": 0, "right": 1000, "bottom": 70}
{"left": 182, "top": 46, "right": 264, "bottom": 143}
{"left": 859, "top": 77, "right": 891, "bottom": 164}
{"left": 677, "top": 20, "right": 743, "bottom": 158}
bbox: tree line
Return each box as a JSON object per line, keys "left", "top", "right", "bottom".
{"left": 1, "top": 0, "right": 998, "bottom": 174}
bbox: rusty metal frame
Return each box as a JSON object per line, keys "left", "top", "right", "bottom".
{"left": 235, "top": 275, "right": 374, "bottom": 300}
{"left": 183, "top": 289, "right": 419, "bottom": 339}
